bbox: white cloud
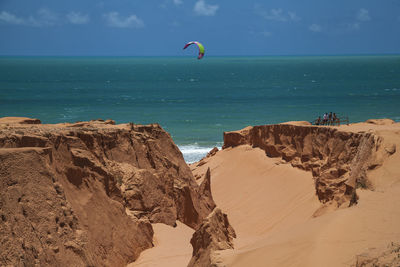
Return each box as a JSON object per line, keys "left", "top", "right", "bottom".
{"left": 0, "top": 11, "right": 25, "bottom": 25}
{"left": 103, "top": 12, "right": 144, "bottom": 28}
{"left": 256, "top": 7, "right": 301, "bottom": 22}
{"left": 309, "top": 24, "right": 322, "bottom": 32}
{"left": 357, "top": 8, "right": 370, "bottom": 22}
{"left": 66, "top": 12, "right": 90, "bottom": 25}
{"left": 173, "top": 0, "right": 183, "bottom": 5}
{"left": 0, "top": 8, "right": 59, "bottom": 27}
{"left": 194, "top": 0, "right": 219, "bottom": 16}
{"left": 345, "top": 8, "right": 370, "bottom": 31}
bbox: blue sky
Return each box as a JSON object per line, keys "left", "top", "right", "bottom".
{"left": 0, "top": 0, "right": 399, "bottom": 56}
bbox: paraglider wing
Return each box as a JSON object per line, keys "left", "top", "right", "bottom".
{"left": 183, "top": 41, "right": 205, "bottom": 59}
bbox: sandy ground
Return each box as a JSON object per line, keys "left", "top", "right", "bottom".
{"left": 210, "top": 122, "right": 400, "bottom": 267}
{"left": 130, "top": 121, "right": 400, "bottom": 267}
{"left": 128, "top": 222, "right": 194, "bottom": 267}
{"left": 192, "top": 146, "right": 322, "bottom": 249}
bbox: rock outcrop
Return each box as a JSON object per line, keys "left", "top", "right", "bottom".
{"left": 223, "top": 124, "right": 394, "bottom": 210}
{"left": 0, "top": 117, "right": 41, "bottom": 124}
{"left": 188, "top": 208, "right": 236, "bottom": 267}
{"left": 0, "top": 118, "right": 216, "bottom": 266}
{"left": 353, "top": 242, "right": 400, "bottom": 267}
{"left": 0, "top": 147, "right": 153, "bottom": 267}
{"left": 365, "top": 118, "right": 395, "bottom": 125}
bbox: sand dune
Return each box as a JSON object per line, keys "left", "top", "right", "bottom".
{"left": 190, "top": 121, "right": 400, "bottom": 266}
{"left": 220, "top": 184, "right": 400, "bottom": 267}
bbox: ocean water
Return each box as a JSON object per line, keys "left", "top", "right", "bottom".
{"left": 1, "top": 55, "right": 400, "bottom": 162}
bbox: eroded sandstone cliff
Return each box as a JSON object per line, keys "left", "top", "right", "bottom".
{"left": 188, "top": 207, "right": 236, "bottom": 267}
{"left": 0, "top": 118, "right": 216, "bottom": 266}
{"left": 223, "top": 123, "right": 395, "bottom": 212}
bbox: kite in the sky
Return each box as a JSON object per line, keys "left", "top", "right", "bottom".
{"left": 183, "top": 41, "right": 205, "bottom": 59}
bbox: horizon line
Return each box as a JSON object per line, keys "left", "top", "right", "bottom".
{"left": 1, "top": 53, "right": 400, "bottom": 58}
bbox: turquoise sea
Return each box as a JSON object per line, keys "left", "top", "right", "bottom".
{"left": 1, "top": 55, "right": 400, "bottom": 162}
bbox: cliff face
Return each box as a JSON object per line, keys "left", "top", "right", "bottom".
{"left": 0, "top": 118, "right": 215, "bottom": 266}
{"left": 188, "top": 208, "right": 236, "bottom": 267}
{"left": 223, "top": 124, "right": 392, "bottom": 210}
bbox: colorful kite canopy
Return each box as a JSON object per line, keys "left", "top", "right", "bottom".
{"left": 183, "top": 41, "right": 205, "bottom": 59}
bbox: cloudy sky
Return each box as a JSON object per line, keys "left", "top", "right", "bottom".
{"left": 0, "top": 0, "right": 399, "bottom": 56}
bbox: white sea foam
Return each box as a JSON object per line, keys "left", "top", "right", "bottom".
{"left": 178, "top": 144, "right": 222, "bottom": 164}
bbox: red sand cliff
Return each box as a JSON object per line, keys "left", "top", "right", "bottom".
{"left": 222, "top": 123, "right": 395, "bottom": 214}
{"left": 0, "top": 117, "right": 220, "bottom": 266}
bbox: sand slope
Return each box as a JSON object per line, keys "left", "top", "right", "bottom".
{"left": 191, "top": 122, "right": 400, "bottom": 266}
{"left": 129, "top": 222, "right": 194, "bottom": 267}
{"left": 192, "top": 146, "right": 321, "bottom": 248}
